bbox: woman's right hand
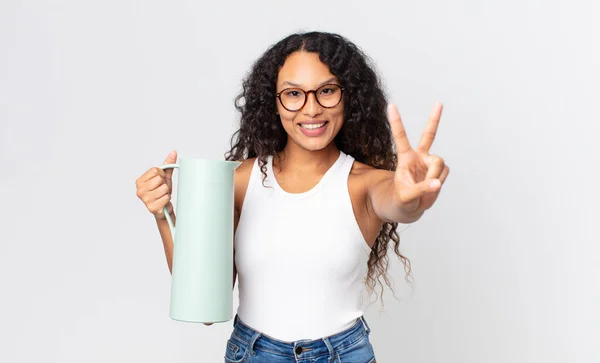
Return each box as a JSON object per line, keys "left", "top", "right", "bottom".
{"left": 136, "top": 150, "right": 178, "bottom": 220}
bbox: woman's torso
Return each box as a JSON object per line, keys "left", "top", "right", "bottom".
{"left": 231, "top": 151, "right": 383, "bottom": 341}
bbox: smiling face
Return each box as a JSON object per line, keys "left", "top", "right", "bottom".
{"left": 275, "top": 51, "right": 344, "bottom": 152}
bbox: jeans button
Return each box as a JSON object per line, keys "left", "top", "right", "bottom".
{"left": 295, "top": 346, "right": 303, "bottom": 355}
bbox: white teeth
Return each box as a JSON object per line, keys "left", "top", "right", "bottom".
{"left": 300, "top": 122, "right": 325, "bottom": 130}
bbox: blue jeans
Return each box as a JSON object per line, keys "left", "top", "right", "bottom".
{"left": 224, "top": 314, "right": 376, "bottom": 363}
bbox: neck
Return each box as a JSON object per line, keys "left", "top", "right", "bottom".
{"left": 276, "top": 140, "right": 340, "bottom": 173}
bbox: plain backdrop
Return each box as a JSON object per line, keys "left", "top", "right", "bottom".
{"left": 1, "top": 0, "right": 598, "bottom": 362}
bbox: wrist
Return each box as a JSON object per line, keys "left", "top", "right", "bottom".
{"left": 154, "top": 211, "right": 174, "bottom": 221}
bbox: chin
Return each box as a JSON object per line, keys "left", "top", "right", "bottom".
{"left": 303, "top": 142, "right": 330, "bottom": 151}
{"left": 296, "top": 137, "right": 334, "bottom": 151}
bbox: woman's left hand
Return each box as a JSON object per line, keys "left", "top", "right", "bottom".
{"left": 387, "top": 102, "right": 450, "bottom": 215}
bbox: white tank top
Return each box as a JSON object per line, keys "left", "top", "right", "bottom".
{"left": 234, "top": 150, "right": 372, "bottom": 341}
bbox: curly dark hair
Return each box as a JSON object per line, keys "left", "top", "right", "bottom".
{"left": 225, "top": 31, "right": 413, "bottom": 306}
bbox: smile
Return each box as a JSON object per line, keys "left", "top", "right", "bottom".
{"left": 299, "top": 122, "right": 327, "bottom": 130}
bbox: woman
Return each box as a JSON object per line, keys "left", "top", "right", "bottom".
{"left": 136, "top": 31, "right": 449, "bottom": 363}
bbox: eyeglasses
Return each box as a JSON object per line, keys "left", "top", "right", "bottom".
{"left": 276, "top": 83, "right": 345, "bottom": 112}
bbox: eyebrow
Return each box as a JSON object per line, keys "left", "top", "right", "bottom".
{"left": 281, "top": 77, "right": 338, "bottom": 89}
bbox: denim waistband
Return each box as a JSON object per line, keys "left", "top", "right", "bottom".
{"left": 230, "top": 314, "right": 371, "bottom": 359}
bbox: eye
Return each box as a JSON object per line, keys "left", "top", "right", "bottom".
{"left": 320, "top": 87, "right": 337, "bottom": 95}
{"left": 285, "top": 90, "right": 302, "bottom": 97}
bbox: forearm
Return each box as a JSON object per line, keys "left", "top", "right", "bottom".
{"left": 370, "top": 177, "right": 423, "bottom": 224}
{"left": 155, "top": 212, "right": 176, "bottom": 274}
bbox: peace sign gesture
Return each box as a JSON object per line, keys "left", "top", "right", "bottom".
{"left": 387, "top": 102, "right": 450, "bottom": 215}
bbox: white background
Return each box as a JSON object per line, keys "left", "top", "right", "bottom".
{"left": 1, "top": 0, "right": 598, "bottom": 362}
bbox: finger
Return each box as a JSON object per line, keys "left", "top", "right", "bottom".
{"left": 439, "top": 165, "right": 450, "bottom": 184}
{"left": 146, "top": 174, "right": 166, "bottom": 192}
{"left": 387, "top": 104, "right": 412, "bottom": 153}
{"left": 138, "top": 150, "right": 175, "bottom": 185}
{"left": 398, "top": 178, "right": 441, "bottom": 204}
{"left": 417, "top": 101, "right": 443, "bottom": 153}
{"left": 163, "top": 149, "right": 178, "bottom": 176}
{"left": 424, "top": 155, "right": 445, "bottom": 180}
{"left": 149, "top": 194, "right": 171, "bottom": 216}
{"left": 419, "top": 167, "right": 448, "bottom": 210}
{"left": 137, "top": 166, "right": 165, "bottom": 185}
{"left": 163, "top": 150, "right": 178, "bottom": 165}
{"left": 143, "top": 183, "right": 171, "bottom": 205}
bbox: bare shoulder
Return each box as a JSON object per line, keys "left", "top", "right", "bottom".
{"left": 349, "top": 160, "right": 393, "bottom": 189}
{"left": 235, "top": 157, "right": 256, "bottom": 178}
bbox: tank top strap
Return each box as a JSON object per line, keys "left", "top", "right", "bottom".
{"left": 331, "top": 151, "right": 355, "bottom": 182}
{"left": 321, "top": 151, "right": 355, "bottom": 197}
{"left": 340, "top": 151, "right": 355, "bottom": 176}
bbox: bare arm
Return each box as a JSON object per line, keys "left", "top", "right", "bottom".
{"left": 367, "top": 170, "right": 424, "bottom": 224}
{"left": 232, "top": 206, "right": 240, "bottom": 289}
{"left": 155, "top": 211, "right": 176, "bottom": 274}
{"left": 230, "top": 157, "right": 255, "bottom": 289}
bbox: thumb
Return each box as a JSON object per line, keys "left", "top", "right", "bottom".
{"left": 415, "top": 178, "right": 441, "bottom": 196}
{"left": 400, "top": 179, "right": 440, "bottom": 203}
{"left": 162, "top": 150, "right": 178, "bottom": 184}
{"left": 163, "top": 149, "right": 177, "bottom": 165}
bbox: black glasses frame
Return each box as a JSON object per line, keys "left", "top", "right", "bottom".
{"left": 276, "top": 83, "right": 345, "bottom": 112}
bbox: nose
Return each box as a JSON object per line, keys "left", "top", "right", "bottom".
{"left": 301, "top": 91, "right": 322, "bottom": 117}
